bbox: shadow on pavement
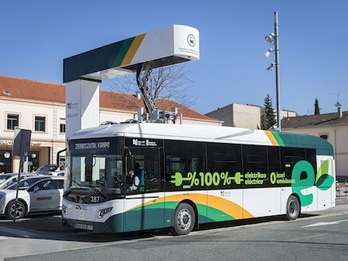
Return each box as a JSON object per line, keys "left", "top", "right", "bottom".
{"left": 0, "top": 212, "right": 320, "bottom": 244}
{"left": 0, "top": 213, "right": 161, "bottom": 242}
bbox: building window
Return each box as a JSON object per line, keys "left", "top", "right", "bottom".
{"left": 7, "top": 114, "right": 19, "bottom": 130}
{"left": 319, "top": 134, "right": 328, "bottom": 140}
{"left": 35, "top": 116, "right": 46, "bottom": 132}
{"left": 59, "top": 118, "right": 66, "bottom": 133}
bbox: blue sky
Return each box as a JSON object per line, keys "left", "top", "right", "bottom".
{"left": 1, "top": 1, "right": 347, "bottom": 115}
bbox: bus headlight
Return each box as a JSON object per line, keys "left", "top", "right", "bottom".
{"left": 97, "top": 207, "right": 113, "bottom": 219}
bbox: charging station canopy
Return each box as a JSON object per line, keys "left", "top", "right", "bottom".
{"left": 63, "top": 25, "right": 199, "bottom": 83}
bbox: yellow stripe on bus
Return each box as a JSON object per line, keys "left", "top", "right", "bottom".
{"left": 133, "top": 193, "right": 254, "bottom": 219}
{"left": 265, "top": 130, "right": 279, "bottom": 146}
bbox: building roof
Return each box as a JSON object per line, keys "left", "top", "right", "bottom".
{"left": 281, "top": 110, "right": 348, "bottom": 129}
{"left": 0, "top": 75, "right": 214, "bottom": 121}
{"left": 0, "top": 75, "right": 65, "bottom": 103}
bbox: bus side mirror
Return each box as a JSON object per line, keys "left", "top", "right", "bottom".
{"left": 124, "top": 148, "right": 135, "bottom": 172}
{"left": 127, "top": 155, "right": 135, "bottom": 172}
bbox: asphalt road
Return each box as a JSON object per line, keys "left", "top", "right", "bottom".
{"left": 1, "top": 197, "right": 348, "bottom": 261}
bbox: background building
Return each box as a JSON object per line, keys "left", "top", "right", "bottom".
{"left": 282, "top": 107, "right": 348, "bottom": 179}
{"left": 206, "top": 103, "right": 297, "bottom": 129}
{"left": 0, "top": 76, "right": 221, "bottom": 173}
{"left": 206, "top": 104, "right": 261, "bottom": 129}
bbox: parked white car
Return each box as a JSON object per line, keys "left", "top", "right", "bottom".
{"left": 0, "top": 176, "right": 64, "bottom": 219}
{"left": 35, "top": 164, "right": 64, "bottom": 176}
{"left": 0, "top": 173, "right": 29, "bottom": 189}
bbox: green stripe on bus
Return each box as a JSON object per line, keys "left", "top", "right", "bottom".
{"left": 129, "top": 201, "right": 236, "bottom": 222}
{"left": 272, "top": 131, "right": 285, "bottom": 146}
{"left": 276, "top": 132, "right": 334, "bottom": 156}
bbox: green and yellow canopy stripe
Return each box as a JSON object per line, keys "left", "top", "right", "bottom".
{"left": 121, "top": 34, "right": 146, "bottom": 66}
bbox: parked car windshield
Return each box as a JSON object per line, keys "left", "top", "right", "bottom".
{"left": 7, "top": 177, "right": 47, "bottom": 190}
{"left": 0, "top": 174, "right": 15, "bottom": 184}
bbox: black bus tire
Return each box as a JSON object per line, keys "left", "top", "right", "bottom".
{"left": 286, "top": 195, "right": 300, "bottom": 220}
{"left": 6, "top": 200, "right": 27, "bottom": 220}
{"left": 173, "top": 203, "right": 196, "bottom": 236}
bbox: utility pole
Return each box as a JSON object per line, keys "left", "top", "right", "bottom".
{"left": 274, "top": 11, "right": 281, "bottom": 131}
{"left": 265, "top": 11, "right": 281, "bottom": 131}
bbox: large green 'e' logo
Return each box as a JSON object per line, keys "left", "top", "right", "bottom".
{"left": 292, "top": 160, "right": 334, "bottom": 206}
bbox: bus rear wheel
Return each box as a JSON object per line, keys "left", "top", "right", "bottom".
{"left": 173, "top": 203, "right": 196, "bottom": 236}
{"left": 286, "top": 195, "right": 300, "bottom": 220}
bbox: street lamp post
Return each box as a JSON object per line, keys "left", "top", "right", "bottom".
{"left": 265, "top": 11, "right": 281, "bottom": 131}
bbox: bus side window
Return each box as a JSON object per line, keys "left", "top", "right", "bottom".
{"left": 125, "top": 147, "right": 161, "bottom": 193}
{"left": 243, "top": 145, "right": 268, "bottom": 186}
{"left": 281, "top": 147, "right": 306, "bottom": 180}
{"left": 164, "top": 140, "right": 206, "bottom": 191}
{"left": 207, "top": 143, "right": 242, "bottom": 189}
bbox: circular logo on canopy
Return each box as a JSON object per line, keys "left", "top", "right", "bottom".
{"left": 187, "top": 34, "right": 196, "bottom": 47}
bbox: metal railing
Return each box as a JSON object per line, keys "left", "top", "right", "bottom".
{"left": 336, "top": 182, "right": 348, "bottom": 197}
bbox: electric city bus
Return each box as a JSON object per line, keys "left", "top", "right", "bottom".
{"left": 62, "top": 123, "right": 336, "bottom": 235}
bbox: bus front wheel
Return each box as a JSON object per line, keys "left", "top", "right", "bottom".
{"left": 173, "top": 203, "right": 196, "bottom": 236}
{"left": 286, "top": 195, "right": 300, "bottom": 220}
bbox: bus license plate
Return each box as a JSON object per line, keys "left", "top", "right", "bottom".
{"left": 74, "top": 223, "right": 93, "bottom": 231}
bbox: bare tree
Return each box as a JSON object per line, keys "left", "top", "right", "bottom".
{"left": 107, "top": 64, "right": 195, "bottom": 110}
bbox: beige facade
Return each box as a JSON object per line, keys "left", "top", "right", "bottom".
{"left": 0, "top": 98, "right": 66, "bottom": 173}
{"left": 206, "top": 103, "right": 297, "bottom": 129}
{"left": 281, "top": 109, "right": 348, "bottom": 178}
{"left": 283, "top": 125, "right": 348, "bottom": 178}
{"left": 206, "top": 104, "right": 261, "bottom": 129}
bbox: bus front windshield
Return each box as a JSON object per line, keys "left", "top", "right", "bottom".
{"left": 66, "top": 138, "right": 125, "bottom": 201}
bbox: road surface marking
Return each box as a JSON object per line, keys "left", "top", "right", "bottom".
{"left": 302, "top": 219, "right": 348, "bottom": 228}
